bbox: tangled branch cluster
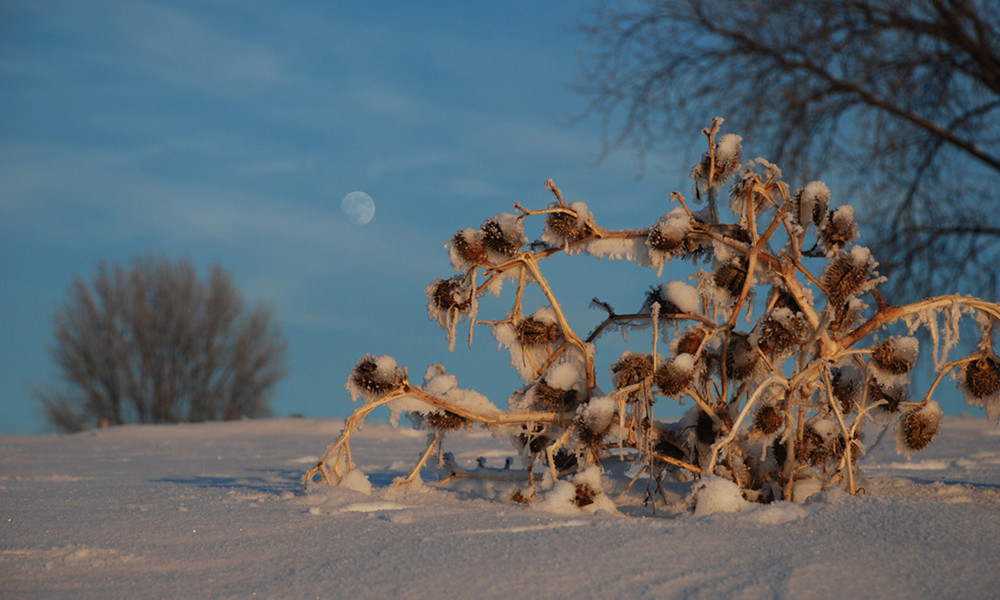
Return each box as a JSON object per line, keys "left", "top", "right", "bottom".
{"left": 307, "top": 119, "right": 1000, "bottom": 509}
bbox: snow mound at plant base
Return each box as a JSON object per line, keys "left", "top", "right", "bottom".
{"left": 2, "top": 415, "right": 1000, "bottom": 599}
{"left": 689, "top": 476, "right": 748, "bottom": 515}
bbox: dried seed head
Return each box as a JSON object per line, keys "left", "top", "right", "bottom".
{"left": 820, "top": 205, "right": 859, "bottom": 253}
{"left": 428, "top": 277, "right": 470, "bottom": 312}
{"left": 794, "top": 181, "right": 831, "bottom": 227}
{"left": 480, "top": 215, "right": 522, "bottom": 258}
{"left": 515, "top": 318, "right": 561, "bottom": 347}
{"left": 611, "top": 353, "right": 654, "bottom": 389}
{"left": 822, "top": 246, "right": 874, "bottom": 305}
{"left": 545, "top": 211, "right": 586, "bottom": 243}
{"left": 349, "top": 354, "right": 401, "bottom": 400}
{"left": 713, "top": 259, "right": 749, "bottom": 299}
{"left": 533, "top": 381, "right": 577, "bottom": 411}
{"left": 725, "top": 333, "right": 759, "bottom": 381}
{"left": 511, "top": 489, "right": 532, "bottom": 504}
{"left": 869, "top": 380, "right": 907, "bottom": 414}
{"left": 798, "top": 427, "right": 829, "bottom": 466}
{"left": 964, "top": 356, "right": 1000, "bottom": 399}
{"left": 642, "top": 286, "right": 681, "bottom": 315}
{"left": 831, "top": 368, "right": 860, "bottom": 415}
{"left": 573, "top": 482, "right": 596, "bottom": 507}
{"left": 577, "top": 423, "right": 606, "bottom": 448}
{"left": 899, "top": 403, "right": 941, "bottom": 454}
{"left": 695, "top": 410, "right": 717, "bottom": 445}
{"left": 424, "top": 410, "right": 466, "bottom": 432}
{"left": 554, "top": 448, "right": 578, "bottom": 472}
{"left": 754, "top": 308, "right": 808, "bottom": 358}
{"left": 654, "top": 354, "right": 696, "bottom": 396}
{"left": 647, "top": 208, "right": 693, "bottom": 254}
{"left": 675, "top": 329, "right": 707, "bottom": 356}
{"left": 753, "top": 404, "right": 784, "bottom": 435}
{"left": 871, "top": 337, "right": 919, "bottom": 375}
{"left": 450, "top": 228, "right": 487, "bottom": 266}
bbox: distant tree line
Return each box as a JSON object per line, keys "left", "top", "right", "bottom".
{"left": 37, "top": 255, "right": 287, "bottom": 432}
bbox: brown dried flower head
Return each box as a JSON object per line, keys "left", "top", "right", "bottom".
{"left": 480, "top": 217, "right": 522, "bottom": 258}
{"left": 533, "top": 381, "right": 577, "bottom": 411}
{"left": 573, "top": 482, "right": 596, "bottom": 507}
{"left": 611, "top": 353, "right": 654, "bottom": 389}
{"left": 516, "top": 318, "right": 560, "bottom": 347}
{"left": 654, "top": 355, "right": 696, "bottom": 397}
{"left": 871, "top": 337, "right": 918, "bottom": 375}
{"left": 350, "top": 355, "right": 401, "bottom": 398}
{"left": 424, "top": 410, "right": 467, "bottom": 432}
{"left": 964, "top": 356, "right": 1000, "bottom": 399}
{"left": 725, "top": 333, "right": 759, "bottom": 381}
{"left": 429, "top": 277, "right": 470, "bottom": 312}
{"left": 900, "top": 405, "right": 940, "bottom": 453}
{"left": 754, "top": 309, "right": 808, "bottom": 358}
{"left": 450, "top": 228, "right": 487, "bottom": 265}
{"left": 714, "top": 258, "right": 748, "bottom": 298}
{"left": 822, "top": 246, "right": 873, "bottom": 305}
{"left": 753, "top": 404, "right": 783, "bottom": 435}
{"left": 545, "top": 211, "right": 586, "bottom": 243}
{"left": 675, "top": 329, "right": 707, "bottom": 356}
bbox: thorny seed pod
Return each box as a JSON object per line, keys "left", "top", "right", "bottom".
{"left": 753, "top": 404, "right": 784, "bottom": 435}
{"left": 822, "top": 246, "right": 874, "bottom": 305}
{"left": 820, "top": 206, "right": 859, "bottom": 253}
{"left": 577, "top": 422, "right": 607, "bottom": 448}
{"left": 611, "top": 352, "right": 654, "bottom": 390}
{"left": 428, "top": 277, "right": 470, "bottom": 312}
{"left": 349, "top": 354, "right": 401, "bottom": 400}
{"left": 676, "top": 329, "right": 707, "bottom": 356}
{"left": 869, "top": 380, "right": 907, "bottom": 414}
{"left": 652, "top": 425, "right": 687, "bottom": 461}
{"left": 647, "top": 208, "right": 694, "bottom": 254}
{"left": 516, "top": 318, "right": 561, "bottom": 347}
{"left": 533, "top": 381, "right": 577, "bottom": 411}
{"left": 449, "top": 228, "right": 487, "bottom": 266}
{"left": 642, "top": 286, "right": 681, "bottom": 315}
{"left": 695, "top": 410, "right": 718, "bottom": 445}
{"left": 798, "top": 426, "right": 831, "bottom": 466}
{"left": 899, "top": 403, "right": 941, "bottom": 454}
{"left": 714, "top": 258, "right": 749, "bottom": 298}
{"left": 480, "top": 215, "right": 522, "bottom": 258}
{"left": 754, "top": 309, "right": 808, "bottom": 358}
{"left": 871, "top": 337, "right": 919, "bottom": 375}
{"left": 545, "top": 210, "right": 586, "bottom": 243}
{"left": 794, "top": 181, "right": 831, "bottom": 228}
{"left": 963, "top": 356, "right": 1000, "bottom": 399}
{"left": 831, "top": 369, "right": 860, "bottom": 415}
{"left": 424, "top": 410, "right": 467, "bottom": 432}
{"left": 725, "top": 333, "right": 759, "bottom": 381}
{"left": 510, "top": 489, "right": 533, "bottom": 504}
{"left": 694, "top": 133, "right": 743, "bottom": 188}
{"left": 573, "top": 482, "right": 596, "bottom": 507}
{"left": 554, "top": 448, "right": 578, "bottom": 472}
{"left": 654, "top": 354, "right": 697, "bottom": 396}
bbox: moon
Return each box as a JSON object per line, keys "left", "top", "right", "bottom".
{"left": 341, "top": 191, "right": 375, "bottom": 225}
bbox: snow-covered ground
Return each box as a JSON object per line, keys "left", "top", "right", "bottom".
{"left": 3, "top": 414, "right": 999, "bottom": 599}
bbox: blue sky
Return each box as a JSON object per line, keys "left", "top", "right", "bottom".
{"left": 2, "top": 1, "right": 978, "bottom": 434}
{"left": 2, "top": 1, "right": 697, "bottom": 433}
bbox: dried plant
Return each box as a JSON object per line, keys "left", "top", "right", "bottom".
{"left": 306, "top": 119, "right": 1000, "bottom": 510}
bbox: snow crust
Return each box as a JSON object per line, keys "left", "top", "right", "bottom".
{"left": 2, "top": 416, "right": 999, "bottom": 599}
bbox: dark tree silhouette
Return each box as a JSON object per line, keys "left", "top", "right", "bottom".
{"left": 38, "top": 255, "right": 286, "bottom": 431}
{"left": 574, "top": 0, "right": 1000, "bottom": 301}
